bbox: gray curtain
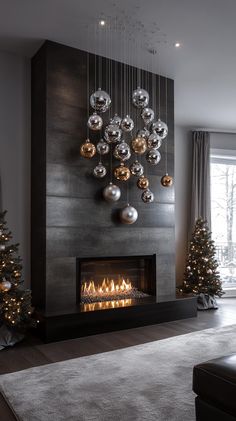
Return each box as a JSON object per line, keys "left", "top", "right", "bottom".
{"left": 190, "top": 131, "right": 211, "bottom": 233}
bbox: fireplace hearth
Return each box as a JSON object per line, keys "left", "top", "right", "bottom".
{"left": 77, "top": 255, "right": 156, "bottom": 312}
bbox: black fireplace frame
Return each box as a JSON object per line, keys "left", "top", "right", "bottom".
{"left": 76, "top": 254, "right": 156, "bottom": 306}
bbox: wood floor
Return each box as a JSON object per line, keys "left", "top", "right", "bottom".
{"left": 0, "top": 297, "right": 236, "bottom": 420}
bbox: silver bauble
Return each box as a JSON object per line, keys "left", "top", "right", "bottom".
{"left": 146, "top": 149, "right": 161, "bottom": 165}
{"left": 136, "top": 128, "right": 150, "bottom": 140}
{"left": 151, "top": 119, "right": 168, "bottom": 139}
{"left": 114, "top": 141, "right": 131, "bottom": 161}
{"left": 141, "top": 189, "right": 154, "bottom": 203}
{"left": 121, "top": 115, "right": 134, "bottom": 132}
{"left": 130, "top": 160, "right": 144, "bottom": 177}
{"left": 110, "top": 114, "right": 122, "bottom": 127}
{"left": 87, "top": 113, "right": 103, "bottom": 131}
{"left": 132, "top": 87, "right": 149, "bottom": 109}
{"left": 0, "top": 244, "right": 5, "bottom": 251}
{"left": 96, "top": 139, "right": 110, "bottom": 155}
{"left": 120, "top": 204, "right": 138, "bottom": 224}
{"left": 104, "top": 125, "right": 122, "bottom": 144}
{"left": 103, "top": 182, "right": 121, "bottom": 202}
{"left": 93, "top": 162, "right": 107, "bottom": 178}
{"left": 90, "top": 88, "right": 111, "bottom": 113}
{"left": 147, "top": 133, "right": 162, "bottom": 150}
{"left": 141, "top": 107, "right": 155, "bottom": 125}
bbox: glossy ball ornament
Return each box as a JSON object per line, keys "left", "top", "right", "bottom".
{"left": 87, "top": 113, "right": 103, "bottom": 131}
{"left": 130, "top": 161, "right": 144, "bottom": 177}
{"left": 0, "top": 244, "right": 5, "bottom": 251}
{"left": 141, "top": 189, "right": 154, "bottom": 203}
{"left": 141, "top": 107, "right": 155, "bottom": 125}
{"left": 147, "top": 133, "right": 162, "bottom": 150}
{"left": 146, "top": 149, "right": 161, "bottom": 165}
{"left": 136, "top": 128, "right": 150, "bottom": 140}
{"left": 0, "top": 279, "right": 11, "bottom": 292}
{"left": 113, "top": 141, "right": 131, "bottom": 161}
{"left": 103, "top": 182, "right": 121, "bottom": 202}
{"left": 104, "top": 125, "right": 122, "bottom": 144}
{"left": 80, "top": 139, "right": 96, "bottom": 158}
{"left": 93, "top": 162, "right": 107, "bottom": 178}
{"left": 90, "top": 88, "right": 111, "bottom": 113}
{"left": 110, "top": 114, "right": 122, "bottom": 127}
{"left": 161, "top": 174, "right": 173, "bottom": 187}
{"left": 137, "top": 176, "right": 149, "bottom": 190}
{"left": 131, "top": 137, "right": 147, "bottom": 155}
{"left": 96, "top": 139, "right": 110, "bottom": 155}
{"left": 132, "top": 87, "right": 149, "bottom": 109}
{"left": 114, "top": 162, "right": 131, "bottom": 181}
{"left": 121, "top": 115, "right": 134, "bottom": 132}
{"left": 120, "top": 204, "right": 138, "bottom": 224}
{"left": 151, "top": 119, "right": 168, "bottom": 140}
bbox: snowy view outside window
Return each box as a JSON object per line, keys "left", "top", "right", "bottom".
{"left": 211, "top": 152, "right": 236, "bottom": 291}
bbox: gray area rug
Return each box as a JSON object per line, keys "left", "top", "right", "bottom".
{"left": 0, "top": 324, "right": 236, "bottom": 421}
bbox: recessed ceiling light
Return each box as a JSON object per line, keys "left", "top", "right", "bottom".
{"left": 174, "top": 42, "right": 181, "bottom": 48}
{"left": 99, "top": 20, "right": 106, "bottom": 27}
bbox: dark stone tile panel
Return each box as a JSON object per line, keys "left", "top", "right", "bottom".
{"left": 46, "top": 196, "right": 175, "bottom": 229}
{"left": 46, "top": 226, "right": 175, "bottom": 259}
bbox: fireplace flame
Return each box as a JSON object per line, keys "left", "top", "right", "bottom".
{"left": 82, "top": 277, "right": 133, "bottom": 297}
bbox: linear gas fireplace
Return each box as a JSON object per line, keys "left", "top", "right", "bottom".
{"left": 76, "top": 255, "right": 156, "bottom": 312}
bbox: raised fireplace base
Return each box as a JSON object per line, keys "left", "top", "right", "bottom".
{"left": 36, "top": 296, "right": 197, "bottom": 343}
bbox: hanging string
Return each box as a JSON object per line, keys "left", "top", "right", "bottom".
{"left": 158, "top": 53, "right": 161, "bottom": 119}
{"left": 94, "top": 23, "right": 97, "bottom": 94}
{"left": 87, "top": 50, "right": 89, "bottom": 140}
{"left": 108, "top": 18, "right": 113, "bottom": 183}
{"left": 165, "top": 76, "right": 168, "bottom": 175}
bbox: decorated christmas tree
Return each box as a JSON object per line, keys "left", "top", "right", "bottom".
{"left": 0, "top": 211, "right": 35, "bottom": 332}
{"left": 179, "top": 218, "right": 224, "bottom": 309}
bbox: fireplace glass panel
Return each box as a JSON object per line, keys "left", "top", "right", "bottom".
{"left": 77, "top": 255, "right": 156, "bottom": 312}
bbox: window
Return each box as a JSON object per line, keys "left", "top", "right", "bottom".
{"left": 210, "top": 149, "right": 236, "bottom": 293}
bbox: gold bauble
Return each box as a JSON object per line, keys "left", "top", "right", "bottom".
{"left": 80, "top": 139, "right": 96, "bottom": 158}
{"left": 0, "top": 279, "right": 11, "bottom": 292}
{"left": 131, "top": 137, "right": 147, "bottom": 154}
{"left": 137, "top": 175, "right": 149, "bottom": 189}
{"left": 114, "top": 162, "right": 131, "bottom": 181}
{"left": 161, "top": 174, "right": 173, "bottom": 187}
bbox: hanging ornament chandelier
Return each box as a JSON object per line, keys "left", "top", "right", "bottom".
{"left": 79, "top": 17, "right": 173, "bottom": 224}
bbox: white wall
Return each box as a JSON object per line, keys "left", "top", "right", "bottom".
{"left": 175, "top": 126, "right": 192, "bottom": 284}
{"left": 210, "top": 132, "right": 236, "bottom": 150}
{"left": 174, "top": 129, "right": 236, "bottom": 285}
{"left": 0, "top": 50, "right": 30, "bottom": 285}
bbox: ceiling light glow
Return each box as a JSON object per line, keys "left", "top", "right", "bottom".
{"left": 174, "top": 42, "right": 181, "bottom": 48}
{"left": 99, "top": 20, "right": 106, "bottom": 26}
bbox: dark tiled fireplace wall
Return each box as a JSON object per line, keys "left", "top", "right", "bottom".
{"left": 31, "top": 41, "right": 175, "bottom": 313}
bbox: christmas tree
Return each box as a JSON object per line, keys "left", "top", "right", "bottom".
{"left": 179, "top": 218, "right": 224, "bottom": 299}
{"left": 0, "top": 211, "right": 35, "bottom": 331}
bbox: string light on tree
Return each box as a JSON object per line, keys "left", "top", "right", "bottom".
{"left": 0, "top": 211, "right": 37, "bottom": 330}
{"left": 178, "top": 218, "right": 224, "bottom": 309}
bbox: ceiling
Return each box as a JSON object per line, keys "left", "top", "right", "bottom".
{"left": 1, "top": 0, "right": 236, "bottom": 129}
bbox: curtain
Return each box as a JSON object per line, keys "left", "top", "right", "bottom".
{"left": 190, "top": 131, "right": 211, "bottom": 233}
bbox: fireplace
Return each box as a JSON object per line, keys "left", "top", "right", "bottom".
{"left": 31, "top": 42, "right": 198, "bottom": 343}
{"left": 76, "top": 255, "right": 156, "bottom": 312}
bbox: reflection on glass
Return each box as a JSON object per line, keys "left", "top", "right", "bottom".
{"left": 82, "top": 299, "right": 133, "bottom": 312}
